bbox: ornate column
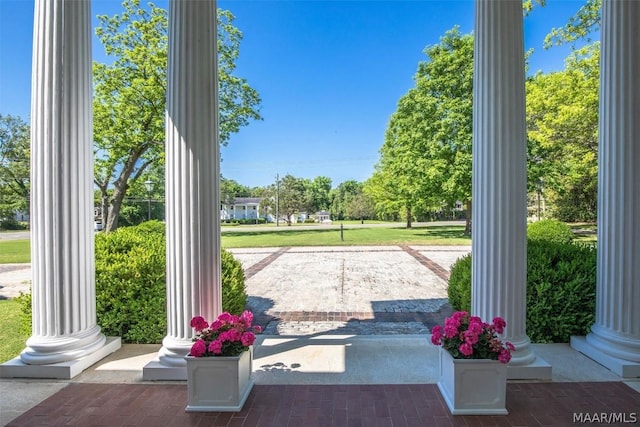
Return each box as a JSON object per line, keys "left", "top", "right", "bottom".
{"left": 0, "top": 0, "right": 120, "bottom": 380}
{"left": 571, "top": 0, "right": 640, "bottom": 378}
{"left": 143, "top": 0, "right": 221, "bottom": 380}
{"left": 472, "top": 0, "right": 550, "bottom": 379}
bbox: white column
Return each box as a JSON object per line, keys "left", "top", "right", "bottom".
{"left": 143, "top": 0, "right": 221, "bottom": 381}
{"left": 0, "top": 0, "right": 120, "bottom": 380}
{"left": 472, "top": 0, "right": 550, "bottom": 379}
{"left": 571, "top": 0, "right": 640, "bottom": 378}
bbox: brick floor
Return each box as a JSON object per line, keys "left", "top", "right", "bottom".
{"left": 7, "top": 382, "right": 639, "bottom": 426}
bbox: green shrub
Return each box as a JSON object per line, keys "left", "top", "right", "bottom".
{"left": 95, "top": 223, "right": 167, "bottom": 343}
{"left": 527, "top": 219, "right": 575, "bottom": 244}
{"left": 447, "top": 254, "right": 472, "bottom": 313}
{"left": 91, "top": 221, "right": 248, "bottom": 344}
{"left": 447, "top": 240, "right": 596, "bottom": 343}
{"left": 526, "top": 240, "right": 596, "bottom": 343}
{"left": 14, "top": 291, "right": 32, "bottom": 336}
{"left": 0, "top": 218, "right": 28, "bottom": 230}
{"left": 221, "top": 249, "right": 247, "bottom": 315}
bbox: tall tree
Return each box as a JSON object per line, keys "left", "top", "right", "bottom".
{"left": 220, "top": 176, "right": 251, "bottom": 206}
{"left": 345, "top": 193, "right": 376, "bottom": 223}
{"left": 0, "top": 115, "right": 30, "bottom": 223}
{"left": 526, "top": 43, "right": 599, "bottom": 221}
{"left": 278, "top": 174, "right": 305, "bottom": 225}
{"left": 330, "top": 180, "right": 361, "bottom": 220}
{"left": 368, "top": 28, "right": 473, "bottom": 231}
{"left": 93, "top": 0, "right": 262, "bottom": 231}
{"left": 302, "top": 176, "right": 332, "bottom": 214}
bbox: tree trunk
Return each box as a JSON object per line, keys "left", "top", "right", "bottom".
{"left": 105, "top": 179, "right": 130, "bottom": 231}
{"left": 96, "top": 182, "right": 109, "bottom": 232}
{"left": 465, "top": 200, "right": 472, "bottom": 235}
{"left": 406, "top": 205, "right": 412, "bottom": 229}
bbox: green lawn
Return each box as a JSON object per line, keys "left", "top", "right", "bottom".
{"left": 0, "top": 299, "right": 29, "bottom": 363}
{"left": 0, "top": 239, "right": 30, "bottom": 263}
{"left": 221, "top": 225, "right": 470, "bottom": 248}
{"left": 0, "top": 225, "right": 469, "bottom": 263}
{"left": 1, "top": 223, "right": 603, "bottom": 261}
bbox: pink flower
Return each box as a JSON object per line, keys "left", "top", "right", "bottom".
{"left": 444, "top": 325, "right": 458, "bottom": 339}
{"left": 190, "top": 339, "right": 207, "bottom": 357}
{"left": 459, "top": 343, "right": 474, "bottom": 356}
{"left": 208, "top": 339, "right": 223, "bottom": 355}
{"left": 430, "top": 311, "right": 513, "bottom": 363}
{"left": 210, "top": 320, "right": 223, "bottom": 331}
{"left": 189, "top": 310, "right": 261, "bottom": 357}
{"left": 467, "top": 321, "right": 483, "bottom": 335}
{"left": 431, "top": 325, "right": 443, "bottom": 345}
{"left": 498, "top": 350, "right": 511, "bottom": 364}
{"left": 241, "top": 332, "right": 255, "bottom": 346}
{"left": 445, "top": 316, "right": 461, "bottom": 329}
{"left": 217, "top": 312, "right": 233, "bottom": 323}
{"left": 190, "top": 316, "right": 208, "bottom": 332}
{"left": 464, "top": 330, "right": 479, "bottom": 345}
{"left": 492, "top": 317, "right": 506, "bottom": 334}
{"left": 240, "top": 310, "right": 254, "bottom": 327}
{"left": 452, "top": 311, "right": 468, "bottom": 321}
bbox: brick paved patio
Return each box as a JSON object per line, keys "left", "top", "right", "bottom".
{"left": 7, "top": 382, "right": 639, "bottom": 426}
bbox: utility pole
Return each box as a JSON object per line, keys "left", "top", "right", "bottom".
{"left": 275, "top": 173, "right": 280, "bottom": 227}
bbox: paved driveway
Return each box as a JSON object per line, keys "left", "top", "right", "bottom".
{"left": 0, "top": 245, "right": 471, "bottom": 334}
{"left": 229, "top": 245, "right": 470, "bottom": 335}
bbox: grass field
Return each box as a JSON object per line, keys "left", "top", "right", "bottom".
{"left": 0, "top": 223, "right": 601, "bottom": 262}
{"left": 0, "top": 239, "right": 30, "bottom": 264}
{"left": 0, "top": 299, "right": 29, "bottom": 363}
{"left": 220, "top": 225, "right": 471, "bottom": 248}
{"left": 0, "top": 224, "right": 470, "bottom": 263}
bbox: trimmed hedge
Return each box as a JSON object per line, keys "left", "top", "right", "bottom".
{"left": 527, "top": 219, "right": 575, "bottom": 244}
{"left": 447, "top": 240, "right": 596, "bottom": 343}
{"left": 220, "top": 248, "right": 247, "bottom": 315}
{"left": 447, "top": 254, "right": 472, "bottom": 313}
{"left": 95, "top": 221, "right": 248, "bottom": 343}
{"left": 95, "top": 222, "right": 167, "bottom": 343}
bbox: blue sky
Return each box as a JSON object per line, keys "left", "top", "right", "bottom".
{"left": 0, "top": 0, "right": 586, "bottom": 189}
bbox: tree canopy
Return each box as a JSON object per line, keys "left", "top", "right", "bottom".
{"left": 526, "top": 43, "right": 599, "bottom": 221}
{"left": 94, "top": 0, "right": 262, "bottom": 231}
{"left": 366, "top": 27, "right": 473, "bottom": 230}
{"left": 0, "top": 114, "right": 30, "bottom": 225}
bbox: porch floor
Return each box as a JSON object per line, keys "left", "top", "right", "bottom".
{"left": 3, "top": 338, "right": 640, "bottom": 426}
{"left": 6, "top": 381, "right": 639, "bottom": 427}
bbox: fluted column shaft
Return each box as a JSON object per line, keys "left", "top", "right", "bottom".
{"left": 21, "top": 0, "right": 106, "bottom": 365}
{"left": 158, "top": 0, "right": 221, "bottom": 368}
{"left": 586, "top": 0, "right": 640, "bottom": 363}
{"left": 472, "top": 0, "right": 534, "bottom": 367}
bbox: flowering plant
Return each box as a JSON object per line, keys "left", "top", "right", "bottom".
{"left": 189, "top": 310, "right": 262, "bottom": 357}
{"left": 431, "top": 311, "right": 515, "bottom": 363}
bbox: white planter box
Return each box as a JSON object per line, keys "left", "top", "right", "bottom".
{"left": 185, "top": 347, "right": 254, "bottom": 412}
{"left": 437, "top": 347, "right": 508, "bottom": 415}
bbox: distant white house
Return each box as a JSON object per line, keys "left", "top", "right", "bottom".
{"left": 221, "top": 197, "right": 262, "bottom": 221}
{"left": 315, "top": 211, "right": 331, "bottom": 223}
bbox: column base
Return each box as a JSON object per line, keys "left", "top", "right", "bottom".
{"left": 571, "top": 336, "right": 640, "bottom": 378}
{"left": 506, "top": 356, "right": 552, "bottom": 380}
{"left": 143, "top": 360, "right": 187, "bottom": 380}
{"left": 0, "top": 337, "right": 121, "bottom": 379}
